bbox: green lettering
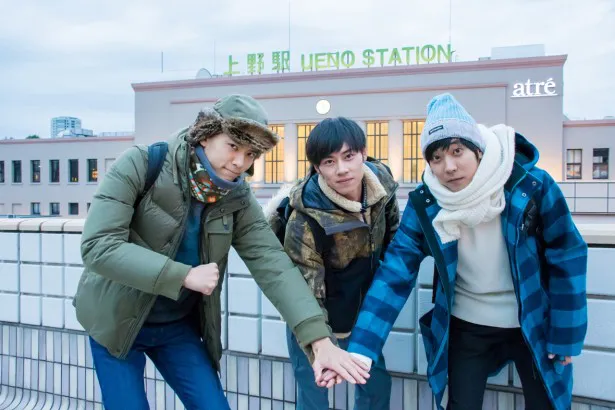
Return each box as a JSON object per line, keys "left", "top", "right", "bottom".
{"left": 301, "top": 54, "right": 313, "bottom": 71}
{"left": 341, "top": 50, "right": 355, "bottom": 68}
{"left": 437, "top": 44, "right": 453, "bottom": 63}
{"left": 327, "top": 52, "right": 340, "bottom": 69}
{"left": 224, "top": 55, "right": 240, "bottom": 76}
{"left": 388, "top": 48, "right": 402, "bottom": 66}
{"left": 362, "top": 49, "right": 375, "bottom": 67}
{"left": 402, "top": 47, "right": 414, "bottom": 64}
{"left": 315, "top": 53, "right": 327, "bottom": 70}
{"left": 375, "top": 48, "right": 388, "bottom": 66}
{"left": 421, "top": 45, "right": 437, "bottom": 63}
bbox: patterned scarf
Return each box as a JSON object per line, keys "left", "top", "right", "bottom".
{"left": 188, "top": 148, "right": 231, "bottom": 203}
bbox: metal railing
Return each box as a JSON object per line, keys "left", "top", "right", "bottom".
{"left": 558, "top": 181, "right": 615, "bottom": 214}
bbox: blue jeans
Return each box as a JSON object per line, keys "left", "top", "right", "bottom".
{"left": 286, "top": 327, "right": 391, "bottom": 410}
{"left": 90, "top": 317, "right": 229, "bottom": 410}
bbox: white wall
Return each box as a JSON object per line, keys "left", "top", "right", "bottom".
{"left": 1, "top": 217, "right": 614, "bottom": 403}
{"left": 564, "top": 123, "right": 615, "bottom": 182}
{"left": 0, "top": 138, "right": 134, "bottom": 218}
{"left": 133, "top": 58, "right": 565, "bottom": 179}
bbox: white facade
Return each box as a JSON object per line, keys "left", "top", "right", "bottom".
{"left": 2, "top": 55, "right": 615, "bottom": 218}
{"left": 50, "top": 116, "right": 82, "bottom": 138}
{"left": 0, "top": 137, "right": 134, "bottom": 217}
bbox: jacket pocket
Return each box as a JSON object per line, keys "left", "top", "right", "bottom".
{"left": 207, "top": 215, "right": 234, "bottom": 265}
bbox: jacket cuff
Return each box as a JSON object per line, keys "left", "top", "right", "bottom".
{"left": 350, "top": 353, "right": 373, "bottom": 370}
{"left": 153, "top": 259, "right": 192, "bottom": 300}
{"left": 294, "top": 316, "right": 332, "bottom": 348}
{"left": 347, "top": 341, "right": 379, "bottom": 363}
{"left": 546, "top": 341, "right": 584, "bottom": 357}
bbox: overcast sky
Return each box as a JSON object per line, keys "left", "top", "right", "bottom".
{"left": 1, "top": 0, "right": 613, "bottom": 138}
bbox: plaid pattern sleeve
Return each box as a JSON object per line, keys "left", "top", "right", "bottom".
{"left": 539, "top": 172, "right": 588, "bottom": 357}
{"left": 348, "top": 202, "right": 427, "bottom": 361}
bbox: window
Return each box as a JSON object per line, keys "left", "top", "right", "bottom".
{"left": 12, "top": 160, "right": 22, "bottom": 183}
{"left": 566, "top": 149, "right": 582, "bottom": 180}
{"left": 366, "top": 121, "right": 389, "bottom": 164}
{"left": 265, "top": 125, "right": 285, "bottom": 183}
{"left": 50, "top": 202, "right": 60, "bottom": 216}
{"left": 69, "top": 159, "right": 79, "bottom": 182}
{"left": 31, "top": 202, "right": 40, "bottom": 215}
{"left": 104, "top": 158, "right": 116, "bottom": 172}
{"left": 31, "top": 160, "right": 41, "bottom": 183}
{"left": 50, "top": 160, "right": 60, "bottom": 183}
{"left": 403, "top": 120, "right": 426, "bottom": 183}
{"left": 297, "top": 123, "right": 317, "bottom": 179}
{"left": 87, "top": 159, "right": 98, "bottom": 182}
{"left": 68, "top": 203, "right": 79, "bottom": 215}
{"left": 593, "top": 148, "right": 609, "bottom": 179}
{"left": 0, "top": 161, "right": 4, "bottom": 183}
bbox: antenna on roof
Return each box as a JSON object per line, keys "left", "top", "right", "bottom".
{"left": 288, "top": 0, "right": 291, "bottom": 54}
{"left": 449, "top": 0, "right": 453, "bottom": 62}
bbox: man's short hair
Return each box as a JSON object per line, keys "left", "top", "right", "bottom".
{"left": 424, "top": 137, "right": 482, "bottom": 163}
{"left": 306, "top": 117, "right": 366, "bottom": 165}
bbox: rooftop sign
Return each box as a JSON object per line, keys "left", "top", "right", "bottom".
{"left": 224, "top": 44, "right": 454, "bottom": 76}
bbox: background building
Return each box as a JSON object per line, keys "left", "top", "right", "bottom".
{"left": 2, "top": 54, "right": 614, "bottom": 219}
{"left": 50, "top": 116, "right": 82, "bottom": 138}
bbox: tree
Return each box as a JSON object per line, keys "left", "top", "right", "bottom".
{"left": 26, "top": 134, "right": 40, "bottom": 139}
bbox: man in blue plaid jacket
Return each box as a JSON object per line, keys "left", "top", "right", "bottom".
{"left": 319, "top": 93, "right": 587, "bottom": 410}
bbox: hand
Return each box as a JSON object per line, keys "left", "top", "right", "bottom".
{"left": 548, "top": 353, "right": 572, "bottom": 366}
{"left": 183, "top": 263, "right": 219, "bottom": 295}
{"left": 317, "top": 369, "right": 342, "bottom": 388}
{"left": 311, "top": 338, "right": 370, "bottom": 385}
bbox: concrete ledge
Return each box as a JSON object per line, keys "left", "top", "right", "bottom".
{"left": 3, "top": 218, "right": 615, "bottom": 245}
{"left": 577, "top": 224, "right": 615, "bottom": 245}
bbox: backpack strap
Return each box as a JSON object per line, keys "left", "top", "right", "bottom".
{"left": 135, "top": 142, "right": 168, "bottom": 208}
{"left": 304, "top": 215, "right": 334, "bottom": 271}
{"left": 381, "top": 194, "right": 396, "bottom": 258}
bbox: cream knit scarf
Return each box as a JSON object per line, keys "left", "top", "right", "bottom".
{"left": 423, "top": 124, "right": 516, "bottom": 244}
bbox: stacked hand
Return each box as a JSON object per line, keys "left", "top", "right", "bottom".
{"left": 311, "top": 338, "right": 370, "bottom": 388}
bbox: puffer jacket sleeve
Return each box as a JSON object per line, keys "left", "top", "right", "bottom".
{"left": 232, "top": 192, "right": 331, "bottom": 351}
{"left": 80, "top": 146, "right": 191, "bottom": 300}
{"left": 539, "top": 171, "right": 588, "bottom": 357}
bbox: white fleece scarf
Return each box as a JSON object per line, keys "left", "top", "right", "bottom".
{"left": 423, "top": 124, "right": 516, "bottom": 244}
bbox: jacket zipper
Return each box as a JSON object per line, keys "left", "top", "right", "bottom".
{"left": 119, "top": 152, "right": 192, "bottom": 358}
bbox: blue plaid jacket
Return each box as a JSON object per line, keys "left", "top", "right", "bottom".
{"left": 348, "top": 134, "right": 588, "bottom": 410}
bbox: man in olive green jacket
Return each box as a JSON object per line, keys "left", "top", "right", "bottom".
{"left": 75, "top": 94, "right": 369, "bottom": 410}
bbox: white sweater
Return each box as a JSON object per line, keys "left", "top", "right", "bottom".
{"left": 452, "top": 215, "right": 520, "bottom": 328}
{"left": 351, "top": 215, "right": 520, "bottom": 370}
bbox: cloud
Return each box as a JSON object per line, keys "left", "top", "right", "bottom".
{"left": 0, "top": 0, "right": 613, "bottom": 137}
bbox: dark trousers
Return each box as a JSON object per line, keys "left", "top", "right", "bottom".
{"left": 90, "top": 316, "right": 229, "bottom": 410}
{"left": 447, "top": 316, "right": 552, "bottom": 410}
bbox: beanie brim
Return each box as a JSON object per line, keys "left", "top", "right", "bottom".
{"left": 421, "top": 119, "right": 485, "bottom": 157}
